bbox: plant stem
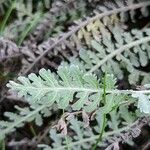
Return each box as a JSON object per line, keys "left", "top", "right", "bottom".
{"left": 2, "top": 140, "right": 5, "bottom": 150}
{"left": 29, "top": 124, "right": 37, "bottom": 137}
{"left": 92, "top": 113, "right": 106, "bottom": 150}
{"left": 0, "top": 0, "right": 16, "bottom": 34}
{"left": 103, "top": 72, "right": 107, "bottom": 104}
{"left": 0, "top": 139, "right": 5, "bottom": 150}
{"left": 92, "top": 73, "right": 107, "bottom": 149}
{"left": 14, "top": 84, "right": 150, "bottom": 95}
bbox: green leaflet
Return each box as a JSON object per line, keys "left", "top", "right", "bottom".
{"left": 132, "top": 93, "right": 150, "bottom": 114}
{"left": 7, "top": 65, "right": 150, "bottom": 114}
{"left": 7, "top": 65, "right": 106, "bottom": 111}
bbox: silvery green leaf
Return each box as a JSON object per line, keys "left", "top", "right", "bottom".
{"left": 132, "top": 93, "right": 150, "bottom": 114}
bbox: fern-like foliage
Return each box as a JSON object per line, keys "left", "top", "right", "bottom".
{"left": 7, "top": 65, "right": 108, "bottom": 111}
{"left": 7, "top": 65, "right": 150, "bottom": 112}
{"left": 39, "top": 117, "right": 96, "bottom": 150}
{"left": 21, "top": 0, "right": 150, "bottom": 75}
{"left": 3, "top": 0, "right": 43, "bottom": 42}
{"left": 0, "top": 64, "right": 149, "bottom": 144}
{"left": 3, "top": 0, "right": 87, "bottom": 42}
{"left": 0, "top": 100, "right": 55, "bottom": 140}
{"left": 38, "top": 115, "right": 150, "bottom": 150}
{"left": 18, "top": 0, "right": 87, "bottom": 73}
{"left": 25, "top": 0, "right": 86, "bottom": 43}
{"left": 69, "top": 27, "right": 150, "bottom": 85}
{"left": 1, "top": 1, "right": 150, "bottom": 148}
{"left": 0, "top": 0, "right": 54, "bottom": 16}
